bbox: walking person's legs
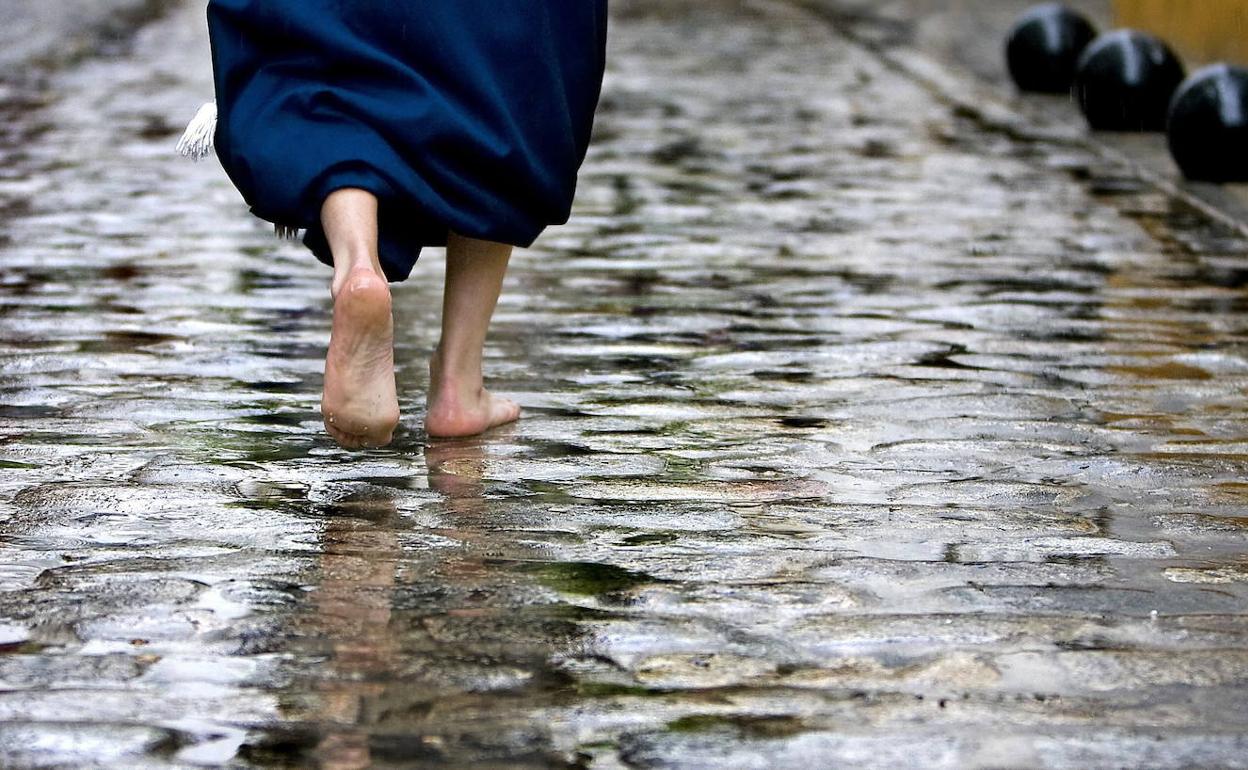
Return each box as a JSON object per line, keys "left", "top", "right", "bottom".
{"left": 319, "top": 188, "right": 400, "bottom": 448}
{"left": 425, "top": 232, "right": 521, "bottom": 437}
{"left": 318, "top": 192, "right": 518, "bottom": 446}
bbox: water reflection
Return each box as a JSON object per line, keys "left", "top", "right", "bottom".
{"left": 424, "top": 438, "right": 492, "bottom": 514}
{"left": 310, "top": 492, "right": 402, "bottom": 770}
{"left": 271, "top": 439, "right": 585, "bottom": 768}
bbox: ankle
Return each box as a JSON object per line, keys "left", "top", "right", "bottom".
{"left": 429, "top": 348, "right": 483, "bottom": 396}
{"left": 332, "top": 259, "right": 386, "bottom": 299}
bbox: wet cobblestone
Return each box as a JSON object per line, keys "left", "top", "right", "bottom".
{"left": 2, "top": 0, "right": 1248, "bottom": 767}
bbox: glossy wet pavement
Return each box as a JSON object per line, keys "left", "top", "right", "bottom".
{"left": 2, "top": 0, "right": 1248, "bottom": 767}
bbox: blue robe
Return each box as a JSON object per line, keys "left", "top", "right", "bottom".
{"left": 206, "top": 0, "right": 608, "bottom": 281}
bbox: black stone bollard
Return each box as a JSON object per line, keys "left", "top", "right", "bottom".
{"left": 1005, "top": 3, "right": 1098, "bottom": 94}
{"left": 1074, "top": 29, "right": 1186, "bottom": 131}
{"left": 1167, "top": 64, "right": 1248, "bottom": 183}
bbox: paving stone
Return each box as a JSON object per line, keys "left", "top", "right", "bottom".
{"left": 0, "top": 0, "right": 1247, "bottom": 766}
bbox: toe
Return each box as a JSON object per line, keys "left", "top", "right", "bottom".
{"left": 492, "top": 397, "right": 521, "bottom": 427}
{"left": 327, "top": 422, "right": 368, "bottom": 449}
{"left": 326, "top": 423, "right": 355, "bottom": 448}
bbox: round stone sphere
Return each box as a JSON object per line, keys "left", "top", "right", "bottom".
{"left": 1074, "top": 30, "right": 1186, "bottom": 131}
{"left": 1167, "top": 64, "right": 1248, "bottom": 183}
{"left": 1005, "top": 4, "right": 1098, "bottom": 93}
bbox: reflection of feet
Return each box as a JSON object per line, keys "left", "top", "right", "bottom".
{"left": 321, "top": 268, "right": 399, "bottom": 449}
{"left": 425, "top": 438, "right": 487, "bottom": 500}
{"left": 424, "top": 350, "right": 520, "bottom": 438}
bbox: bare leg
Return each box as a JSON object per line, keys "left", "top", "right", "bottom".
{"left": 424, "top": 232, "right": 521, "bottom": 438}
{"left": 319, "top": 188, "right": 399, "bottom": 448}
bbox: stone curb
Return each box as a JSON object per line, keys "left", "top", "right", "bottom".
{"left": 793, "top": 0, "right": 1248, "bottom": 238}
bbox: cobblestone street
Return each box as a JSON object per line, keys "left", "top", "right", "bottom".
{"left": 2, "top": 0, "right": 1248, "bottom": 767}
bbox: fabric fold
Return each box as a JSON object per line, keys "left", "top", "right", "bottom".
{"left": 206, "top": 0, "right": 608, "bottom": 281}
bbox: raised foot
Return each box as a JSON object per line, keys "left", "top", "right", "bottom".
{"left": 424, "top": 386, "right": 521, "bottom": 438}
{"left": 322, "top": 268, "right": 399, "bottom": 449}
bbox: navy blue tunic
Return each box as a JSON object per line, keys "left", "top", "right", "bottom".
{"left": 206, "top": 1, "right": 608, "bottom": 281}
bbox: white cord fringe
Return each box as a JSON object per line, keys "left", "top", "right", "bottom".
{"left": 176, "top": 101, "right": 217, "bottom": 160}
{"left": 177, "top": 100, "right": 298, "bottom": 241}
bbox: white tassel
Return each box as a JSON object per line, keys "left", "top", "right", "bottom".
{"left": 274, "top": 224, "right": 301, "bottom": 240}
{"left": 176, "top": 101, "right": 217, "bottom": 160}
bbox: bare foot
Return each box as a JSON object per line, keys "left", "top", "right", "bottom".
{"left": 424, "top": 349, "right": 520, "bottom": 438}
{"left": 321, "top": 268, "right": 399, "bottom": 448}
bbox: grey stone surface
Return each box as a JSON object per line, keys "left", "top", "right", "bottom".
{"left": 800, "top": 0, "right": 1248, "bottom": 250}
{"left": 1, "top": 0, "right": 1247, "bottom": 767}
{"left": 801, "top": 0, "right": 1113, "bottom": 87}
{"left": 0, "top": 0, "right": 174, "bottom": 74}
